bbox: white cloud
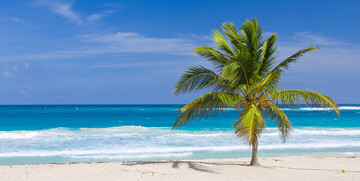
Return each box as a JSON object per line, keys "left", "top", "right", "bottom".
{"left": 87, "top": 10, "right": 114, "bottom": 22}
{"left": 87, "top": 13, "right": 103, "bottom": 21}
{"left": 277, "top": 46, "right": 359, "bottom": 72}
{"left": 0, "top": 32, "right": 200, "bottom": 61}
{"left": 83, "top": 32, "right": 196, "bottom": 54}
{"left": 9, "top": 17, "right": 26, "bottom": 23}
{"left": 0, "top": 16, "right": 28, "bottom": 24}
{"left": 0, "top": 31, "right": 357, "bottom": 76}
{"left": 0, "top": 65, "right": 18, "bottom": 78}
{"left": 292, "top": 32, "right": 349, "bottom": 47}
{"left": 92, "top": 61, "right": 186, "bottom": 69}
{"left": 53, "top": 3, "right": 81, "bottom": 23}
{"left": 37, "top": 0, "right": 82, "bottom": 24}
{"left": 263, "top": 32, "right": 276, "bottom": 37}
{"left": 102, "top": 3, "right": 122, "bottom": 8}
{"left": 2, "top": 71, "right": 12, "bottom": 78}
{"left": 189, "top": 34, "right": 211, "bottom": 41}
{"left": 37, "top": 1, "right": 117, "bottom": 24}
{"left": 18, "top": 86, "right": 33, "bottom": 97}
{"left": 276, "top": 33, "right": 360, "bottom": 74}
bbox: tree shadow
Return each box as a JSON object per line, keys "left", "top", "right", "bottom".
{"left": 121, "top": 160, "right": 360, "bottom": 174}
{"left": 121, "top": 160, "right": 238, "bottom": 173}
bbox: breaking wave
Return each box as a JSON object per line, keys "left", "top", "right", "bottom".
{"left": 0, "top": 126, "right": 359, "bottom": 161}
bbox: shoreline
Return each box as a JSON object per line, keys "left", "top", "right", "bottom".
{"left": 1, "top": 156, "right": 359, "bottom": 180}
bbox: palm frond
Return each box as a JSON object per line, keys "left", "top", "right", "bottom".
{"left": 192, "top": 46, "right": 229, "bottom": 69}
{"left": 222, "top": 22, "right": 244, "bottom": 51}
{"left": 174, "top": 66, "right": 229, "bottom": 95}
{"left": 270, "top": 90, "right": 339, "bottom": 116}
{"left": 257, "top": 33, "right": 277, "bottom": 77}
{"left": 173, "top": 92, "right": 244, "bottom": 128}
{"left": 272, "top": 46, "right": 319, "bottom": 72}
{"left": 262, "top": 101, "right": 292, "bottom": 142}
{"left": 233, "top": 104, "right": 265, "bottom": 144}
{"left": 239, "top": 18, "right": 264, "bottom": 63}
{"left": 221, "top": 61, "right": 249, "bottom": 86}
{"left": 212, "top": 30, "right": 235, "bottom": 58}
{"left": 251, "top": 70, "right": 281, "bottom": 94}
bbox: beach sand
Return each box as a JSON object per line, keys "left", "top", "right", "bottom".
{"left": 0, "top": 156, "right": 359, "bottom": 181}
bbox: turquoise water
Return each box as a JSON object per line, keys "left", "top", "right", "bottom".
{"left": 0, "top": 104, "right": 359, "bottom": 165}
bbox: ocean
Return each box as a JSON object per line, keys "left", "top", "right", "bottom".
{"left": 0, "top": 105, "right": 359, "bottom": 165}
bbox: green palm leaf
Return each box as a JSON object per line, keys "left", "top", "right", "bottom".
{"left": 239, "top": 18, "right": 264, "bottom": 63}
{"left": 173, "top": 92, "right": 244, "bottom": 128}
{"left": 222, "top": 22, "right": 244, "bottom": 51}
{"left": 251, "top": 70, "right": 281, "bottom": 94}
{"left": 262, "top": 101, "right": 292, "bottom": 142}
{"left": 233, "top": 104, "right": 265, "bottom": 144}
{"left": 221, "top": 61, "right": 248, "bottom": 84}
{"left": 192, "top": 46, "right": 229, "bottom": 69}
{"left": 270, "top": 90, "right": 339, "bottom": 116}
{"left": 212, "top": 30, "right": 235, "bottom": 58}
{"left": 174, "top": 66, "right": 235, "bottom": 95}
{"left": 257, "top": 33, "right": 277, "bottom": 77}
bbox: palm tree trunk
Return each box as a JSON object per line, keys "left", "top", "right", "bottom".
{"left": 250, "top": 137, "right": 258, "bottom": 166}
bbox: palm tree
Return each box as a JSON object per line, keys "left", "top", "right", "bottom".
{"left": 172, "top": 18, "right": 339, "bottom": 166}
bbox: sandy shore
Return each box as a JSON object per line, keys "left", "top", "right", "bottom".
{"left": 0, "top": 156, "right": 359, "bottom": 181}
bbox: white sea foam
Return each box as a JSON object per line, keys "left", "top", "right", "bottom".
{"left": 1, "top": 142, "right": 359, "bottom": 158}
{"left": 173, "top": 133, "right": 229, "bottom": 137}
{"left": 1, "top": 127, "right": 360, "bottom": 140}
{"left": 341, "top": 152, "right": 360, "bottom": 156}
{"left": 69, "top": 152, "right": 193, "bottom": 159}
{"left": 292, "top": 128, "right": 360, "bottom": 136}
{"left": 282, "top": 106, "right": 360, "bottom": 111}
{"left": 299, "top": 108, "right": 333, "bottom": 111}
{"left": 339, "top": 106, "right": 360, "bottom": 110}
{"left": 0, "top": 131, "right": 39, "bottom": 139}
{"left": 1, "top": 126, "right": 359, "bottom": 160}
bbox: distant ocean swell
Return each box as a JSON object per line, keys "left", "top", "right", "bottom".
{"left": 282, "top": 106, "right": 360, "bottom": 111}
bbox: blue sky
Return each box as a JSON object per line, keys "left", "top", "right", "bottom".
{"left": 0, "top": 0, "right": 359, "bottom": 104}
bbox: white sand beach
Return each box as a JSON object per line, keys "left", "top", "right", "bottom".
{"left": 0, "top": 156, "right": 359, "bottom": 181}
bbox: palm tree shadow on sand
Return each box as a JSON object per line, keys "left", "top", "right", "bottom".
{"left": 122, "top": 160, "right": 222, "bottom": 173}
{"left": 120, "top": 160, "right": 360, "bottom": 174}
